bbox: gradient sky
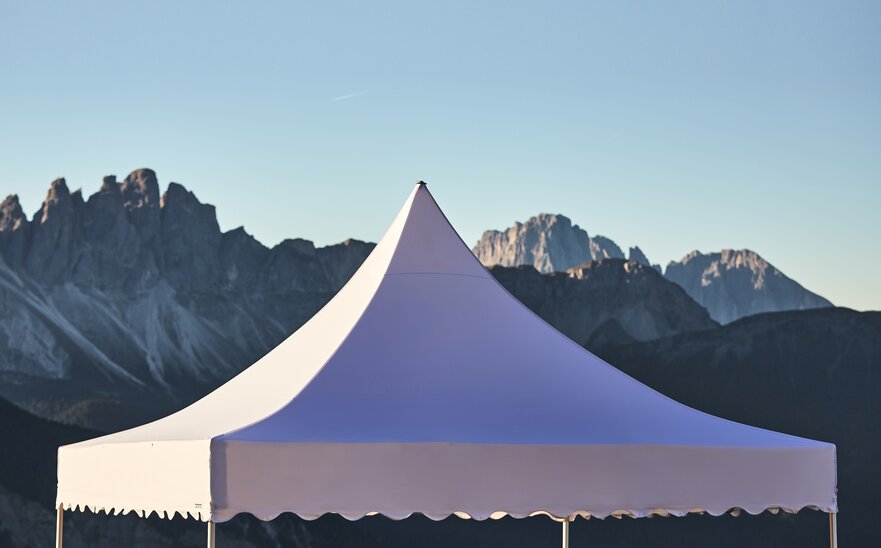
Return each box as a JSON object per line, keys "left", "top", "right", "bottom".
{"left": 1, "top": 1, "right": 879, "bottom": 310}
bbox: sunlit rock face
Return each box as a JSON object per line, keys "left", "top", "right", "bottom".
{"left": 472, "top": 213, "right": 623, "bottom": 274}
{"left": 471, "top": 210, "right": 832, "bottom": 326}
{"left": 664, "top": 249, "right": 833, "bottom": 324}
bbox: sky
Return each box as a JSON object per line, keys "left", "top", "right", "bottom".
{"left": 0, "top": 0, "right": 878, "bottom": 310}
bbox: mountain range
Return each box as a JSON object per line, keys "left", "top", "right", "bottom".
{"left": 0, "top": 171, "right": 718, "bottom": 429}
{"left": 473, "top": 213, "right": 833, "bottom": 324}
{"left": 0, "top": 170, "right": 374, "bottom": 427}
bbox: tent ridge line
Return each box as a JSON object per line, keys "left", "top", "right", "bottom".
{"left": 383, "top": 271, "right": 491, "bottom": 280}
{"left": 210, "top": 185, "right": 429, "bottom": 444}
{"left": 211, "top": 276, "right": 385, "bottom": 442}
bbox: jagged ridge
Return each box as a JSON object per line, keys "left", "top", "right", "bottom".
{"left": 0, "top": 170, "right": 374, "bottom": 424}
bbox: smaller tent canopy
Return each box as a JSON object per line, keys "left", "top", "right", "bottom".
{"left": 57, "top": 183, "right": 836, "bottom": 525}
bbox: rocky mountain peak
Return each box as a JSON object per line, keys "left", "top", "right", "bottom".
{"left": 665, "top": 248, "right": 832, "bottom": 324}
{"left": 100, "top": 175, "right": 118, "bottom": 193}
{"left": 274, "top": 238, "right": 317, "bottom": 257}
{"left": 70, "top": 189, "right": 85, "bottom": 210}
{"left": 0, "top": 194, "right": 26, "bottom": 232}
{"left": 121, "top": 168, "right": 160, "bottom": 211}
{"left": 0, "top": 194, "right": 30, "bottom": 266}
{"left": 34, "top": 177, "right": 80, "bottom": 225}
{"left": 49, "top": 177, "right": 69, "bottom": 194}
{"left": 628, "top": 245, "right": 662, "bottom": 273}
{"left": 678, "top": 249, "right": 704, "bottom": 264}
{"left": 721, "top": 248, "right": 765, "bottom": 270}
{"left": 672, "top": 249, "right": 772, "bottom": 289}
{"left": 472, "top": 213, "right": 625, "bottom": 274}
{"left": 39, "top": 178, "right": 72, "bottom": 220}
{"left": 25, "top": 178, "right": 82, "bottom": 281}
{"left": 589, "top": 235, "right": 624, "bottom": 261}
{"left": 159, "top": 183, "right": 222, "bottom": 291}
{"left": 160, "top": 182, "right": 219, "bottom": 229}
{"left": 162, "top": 181, "right": 195, "bottom": 206}
{"left": 530, "top": 212, "right": 571, "bottom": 229}
{"left": 628, "top": 246, "right": 650, "bottom": 266}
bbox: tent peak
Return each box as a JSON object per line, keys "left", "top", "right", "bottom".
{"left": 385, "top": 180, "right": 489, "bottom": 278}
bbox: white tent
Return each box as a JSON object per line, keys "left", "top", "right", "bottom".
{"left": 56, "top": 183, "right": 838, "bottom": 547}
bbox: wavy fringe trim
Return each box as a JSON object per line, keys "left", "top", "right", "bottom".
{"left": 57, "top": 501, "right": 835, "bottom": 524}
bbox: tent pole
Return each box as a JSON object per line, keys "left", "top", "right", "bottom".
{"left": 55, "top": 506, "right": 63, "bottom": 548}
{"left": 561, "top": 518, "right": 570, "bottom": 548}
{"left": 829, "top": 512, "right": 838, "bottom": 548}
{"left": 207, "top": 520, "right": 216, "bottom": 548}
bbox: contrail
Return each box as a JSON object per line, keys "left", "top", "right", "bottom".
{"left": 331, "top": 90, "right": 368, "bottom": 102}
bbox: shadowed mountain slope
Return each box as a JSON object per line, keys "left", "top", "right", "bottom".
{"left": 491, "top": 259, "right": 717, "bottom": 346}
{"left": 595, "top": 307, "right": 881, "bottom": 546}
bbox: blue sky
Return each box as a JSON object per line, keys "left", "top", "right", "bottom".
{"left": 1, "top": 0, "right": 879, "bottom": 310}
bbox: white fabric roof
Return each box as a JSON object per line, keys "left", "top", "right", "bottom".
{"left": 57, "top": 183, "right": 837, "bottom": 523}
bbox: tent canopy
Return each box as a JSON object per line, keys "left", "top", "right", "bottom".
{"left": 57, "top": 183, "right": 837, "bottom": 524}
